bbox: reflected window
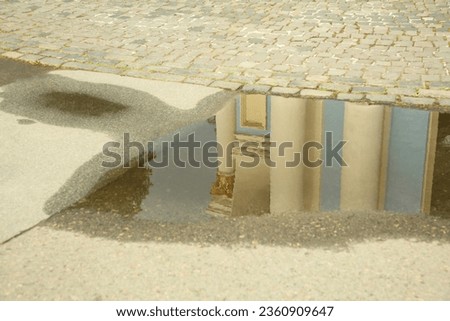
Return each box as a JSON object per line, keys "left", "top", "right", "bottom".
{"left": 236, "top": 94, "right": 271, "bottom": 135}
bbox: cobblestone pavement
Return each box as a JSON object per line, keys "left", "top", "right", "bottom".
{"left": 0, "top": 0, "right": 449, "bottom": 109}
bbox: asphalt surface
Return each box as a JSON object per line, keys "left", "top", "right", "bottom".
{"left": 1, "top": 58, "right": 450, "bottom": 300}
{"left": 0, "top": 57, "right": 235, "bottom": 241}
{"left": 1, "top": 227, "right": 449, "bottom": 301}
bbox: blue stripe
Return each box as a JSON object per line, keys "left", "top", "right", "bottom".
{"left": 385, "top": 107, "right": 429, "bottom": 213}
{"left": 320, "top": 100, "right": 345, "bottom": 211}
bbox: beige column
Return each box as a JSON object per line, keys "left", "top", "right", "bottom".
{"left": 211, "top": 99, "right": 236, "bottom": 197}
{"left": 340, "top": 102, "right": 384, "bottom": 210}
{"left": 303, "top": 100, "right": 323, "bottom": 211}
{"left": 231, "top": 146, "right": 270, "bottom": 216}
{"left": 216, "top": 98, "right": 236, "bottom": 174}
{"left": 270, "top": 96, "right": 307, "bottom": 214}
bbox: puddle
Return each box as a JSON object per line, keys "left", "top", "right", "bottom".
{"left": 40, "top": 92, "right": 127, "bottom": 116}
{"left": 136, "top": 121, "right": 217, "bottom": 223}
{"left": 65, "top": 96, "right": 450, "bottom": 222}
{"left": 431, "top": 112, "right": 450, "bottom": 218}
{"left": 76, "top": 167, "right": 152, "bottom": 218}
{"left": 71, "top": 121, "right": 217, "bottom": 224}
{"left": 44, "top": 101, "right": 450, "bottom": 246}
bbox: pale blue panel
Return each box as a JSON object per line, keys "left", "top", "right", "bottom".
{"left": 320, "top": 100, "right": 345, "bottom": 211}
{"left": 385, "top": 107, "right": 429, "bottom": 213}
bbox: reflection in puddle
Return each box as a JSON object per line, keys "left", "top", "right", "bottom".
{"left": 71, "top": 95, "right": 449, "bottom": 222}
{"left": 431, "top": 113, "right": 450, "bottom": 217}
{"left": 76, "top": 166, "right": 152, "bottom": 218}
{"left": 72, "top": 121, "right": 217, "bottom": 223}
{"left": 137, "top": 121, "right": 217, "bottom": 223}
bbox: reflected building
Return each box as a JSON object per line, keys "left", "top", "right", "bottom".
{"left": 208, "top": 95, "right": 438, "bottom": 216}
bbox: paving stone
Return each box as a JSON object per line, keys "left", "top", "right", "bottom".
{"left": 198, "top": 72, "right": 228, "bottom": 80}
{"left": 320, "top": 83, "right": 351, "bottom": 92}
{"left": 337, "top": 93, "right": 365, "bottom": 101}
{"left": 184, "top": 77, "right": 214, "bottom": 87}
{"left": 366, "top": 94, "right": 397, "bottom": 104}
{"left": 300, "top": 89, "right": 335, "bottom": 98}
{"left": 39, "top": 57, "right": 64, "bottom": 67}
{"left": 17, "top": 47, "right": 43, "bottom": 55}
{"left": 438, "top": 99, "right": 450, "bottom": 107}
{"left": 0, "top": 0, "right": 447, "bottom": 109}
{"left": 429, "top": 82, "right": 450, "bottom": 89}
{"left": 1, "top": 51, "right": 23, "bottom": 59}
{"left": 256, "top": 77, "right": 290, "bottom": 87}
{"left": 242, "top": 84, "right": 271, "bottom": 94}
{"left": 270, "top": 87, "right": 300, "bottom": 96}
{"left": 123, "top": 70, "right": 151, "bottom": 78}
{"left": 94, "top": 66, "right": 122, "bottom": 74}
{"left": 289, "top": 80, "right": 319, "bottom": 89}
{"left": 20, "top": 54, "right": 44, "bottom": 64}
{"left": 401, "top": 96, "right": 435, "bottom": 106}
{"left": 62, "top": 61, "right": 96, "bottom": 70}
{"left": 147, "top": 73, "right": 185, "bottom": 82}
{"left": 418, "top": 89, "right": 450, "bottom": 99}
{"left": 387, "top": 87, "right": 418, "bottom": 96}
{"left": 210, "top": 80, "right": 242, "bottom": 91}
{"left": 352, "top": 86, "right": 385, "bottom": 93}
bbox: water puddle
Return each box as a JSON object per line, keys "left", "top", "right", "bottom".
{"left": 44, "top": 99, "right": 450, "bottom": 247}
{"left": 431, "top": 112, "right": 450, "bottom": 217}
{"left": 74, "top": 120, "right": 217, "bottom": 223}
{"left": 136, "top": 121, "right": 217, "bottom": 223}
{"left": 68, "top": 95, "right": 450, "bottom": 223}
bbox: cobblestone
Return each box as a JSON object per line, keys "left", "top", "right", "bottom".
{"left": 0, "top": 0, "right": 448, "bottom": 109}
{"left": 320, "top": 83, "right": 351, "bottom": 93}
{"left": 242, "top": 84, "right": 272, "bottom": 94}
{"left": 270, "top": 87, "right": 300, "bottom": 96}
{"left": 20, "top": 54, "right": 44, "bottom": 64}
{"left": 337, "top": 93, "right": 365, "bottom": 101}
{"left": 401, "top": 96, "right": 436, "bottom": 106}
{"left": 352, "top": 86, "right": 386, "bottom": 93}
{"left": 2, "top": 51, "right": 23, "bottom": 59}
{"left": 210, "top": 81, "right": 243, "bottom": 91}
{"left": 300, "top": 89, "right": 335, "bottom": 99}
{"left": 419, "top": 89, "right": 450, "bottom": 99}
{"left": 366, "top": 94, "right": 397, "bottom": 104}
{"left": 61, "top": 61, "right": 96, "bottom": 70}
{"left": 39, "top": 57, "right": 64, "bottom": 67}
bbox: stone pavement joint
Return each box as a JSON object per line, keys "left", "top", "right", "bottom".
{"left": 0, "top": 0, "right": 449, "bottom": 109}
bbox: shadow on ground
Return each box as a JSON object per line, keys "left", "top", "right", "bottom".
{"left": 0, "top": 58, "right": 54, "bottom": 86}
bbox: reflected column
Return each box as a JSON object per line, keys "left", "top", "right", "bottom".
{"left": 270, "top": 96, "right": 307, "bottom": 214}
{"left": 210, "top": 98, "right": 236, "bottom": 198}
{"left": 340, "top": 102, "right": 384, "bottom": 210}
